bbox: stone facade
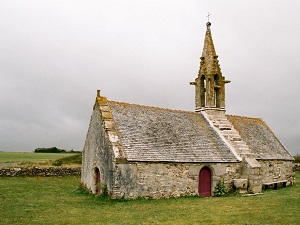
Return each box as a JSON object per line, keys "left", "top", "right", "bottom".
{"left": 110, "top": 162, "right": 243, "bottom": 199}
{"left": 81, "top": 22, "right": 294, "bottom": 199}
{"left": 81, "top": 105, "right": 116, "bottom": 194}
{"left": 82, "top": 149, "right": 243, "bottom": 199}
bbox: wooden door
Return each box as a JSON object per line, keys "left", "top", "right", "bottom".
{"left": 198, "top": 167, "right": 211, "bottom": 197}
{"left": 96, "top": 168, "right": 101, "bottom": 195}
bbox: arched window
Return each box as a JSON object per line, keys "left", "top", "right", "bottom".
{"left": 214, "top": 74, "right": 220, "bottom": 108}
{"left": 200, "top": 75, "right": 206, "bottom": 107}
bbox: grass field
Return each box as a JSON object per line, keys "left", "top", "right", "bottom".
{"left": 0, "top": 173, "right": 299, "bottom": 225}
{"left": 0, "top": 152, "right": 78, "bottom": 164}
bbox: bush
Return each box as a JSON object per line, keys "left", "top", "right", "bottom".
{"left": 60, "top": 154, "right": 82, "bottom": 165}
{"left": 76, "top": 183, "right": 91, "bottom": 195}
{"left": 51, "top": 154, "right": 82, "bottom": 166}
{"left": 34, "top": 147, "right": 66, "bottom": 153}
{"left": 98, "top": 182, "right": 108, "bottom": 197}
{"left": 51, "top": 159, "right": 62, "bottom": 166}
{"left": 294, "top": 154, "right": 300, "bottom": 163}
{"left": 213, "top": 180, "right": 228, "bottom": 197}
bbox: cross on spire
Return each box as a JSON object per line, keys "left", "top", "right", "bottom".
{"left": 206, "top": 12, "right": 211, "bottom": 22}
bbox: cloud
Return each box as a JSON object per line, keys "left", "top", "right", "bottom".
{"left": 0, "top": 1, "right": 299, "bottom": 155}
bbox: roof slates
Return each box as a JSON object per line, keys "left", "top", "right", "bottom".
{"left": 108, "top": 101, "right": 239, "bottom": 163}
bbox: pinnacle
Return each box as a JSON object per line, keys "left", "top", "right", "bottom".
{"left": 202, "top": 22, "right": 217, "bottom": 75}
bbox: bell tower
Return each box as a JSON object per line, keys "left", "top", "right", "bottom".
{"left": 190, "top": 22, "right": 230, "bottom": 112}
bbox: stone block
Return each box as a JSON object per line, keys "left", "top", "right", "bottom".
{"left": 233, "top": 178, "right": 248, "bottom": 193}
{"left": 101, "top": 111, "right": 112, "bottom": 119}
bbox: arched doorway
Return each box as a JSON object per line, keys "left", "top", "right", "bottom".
{"left": 95, "top": 167, "right": 101, "bottom": 195}
{"left": 198, "top": 167, "right": 212, "bottom": 197}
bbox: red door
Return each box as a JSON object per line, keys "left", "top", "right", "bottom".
{"left": 96, "top": 168, "right": 101, "bottom": 195}
{"left": 198, "top": 167, "right": 211, "bottom": 197}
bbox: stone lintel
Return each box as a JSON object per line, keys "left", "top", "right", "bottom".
{"left": 196, "top": 108, "right": 226, "bottom": 118}
{"left": 195, "top": 107, "right": 226, "bottom": 112}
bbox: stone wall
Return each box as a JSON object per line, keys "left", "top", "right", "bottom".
{"left": 111, "top": 162, "right": 241, "bottom": 199}
{"left": 81, "top": 105, "right": 116, "bottom": 194}
{"left": 259, "top": 160, "right": 294, "bottom": 184}
{"left": 238, "top": 158, "right": 262, "bottom": 193}
{"left": 0, "top": 166, "right": 81, "bottom": 177}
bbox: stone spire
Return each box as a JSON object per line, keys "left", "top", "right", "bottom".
{"left": 190, "top": 22, "right": 230, "bottom": 111}
{"left": 202, "top": 22, "right": 217, "bottom": 75}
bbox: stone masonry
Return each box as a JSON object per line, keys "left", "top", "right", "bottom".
{"left": 81, "top": 21, "right": 294, "bottom": 199}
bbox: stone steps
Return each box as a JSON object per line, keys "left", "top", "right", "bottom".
{"left": 206, "top": 112, "right": 252, "bottom": 158}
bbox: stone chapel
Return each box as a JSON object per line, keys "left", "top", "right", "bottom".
{"left": 81, "top": 22, "right": 294, "bottom": 199}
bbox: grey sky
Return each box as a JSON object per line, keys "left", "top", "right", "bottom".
{"left": 0, "top": 1, "right": 299, "bottom": 155}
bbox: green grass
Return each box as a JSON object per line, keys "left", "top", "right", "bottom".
{"left": 52, "top": 153, "right": 82, "bottom": 165}
{"left": 0, "top": 173, "right": 299, "bottom": 225}
{"left": 0, "top": 152, "right": 79, "bottom": 164}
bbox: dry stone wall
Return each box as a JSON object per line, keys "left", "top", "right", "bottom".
{"left": 0, "top": 166, "right": 81, "bottom": 177}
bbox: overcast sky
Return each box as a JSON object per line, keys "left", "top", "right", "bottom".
{"left": 1, "top": 1, "right": 299, "bottom": 155}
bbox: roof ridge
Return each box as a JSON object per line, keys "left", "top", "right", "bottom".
{"left": 227, "top": 114, "right": 262, "bottom": 120}
{"left": 108, "top": 100, "right": 195, "bottom": 114}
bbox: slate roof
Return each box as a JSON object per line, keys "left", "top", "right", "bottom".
{"left": 227, "top": 115, "right": 294, "bottom": 160}
{"left": 108, "top": 101, "right": 239, "bottom": 163}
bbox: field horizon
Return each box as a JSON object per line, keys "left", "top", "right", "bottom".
{"left": 0, "top": 173, "right": 299, "bottom": 224}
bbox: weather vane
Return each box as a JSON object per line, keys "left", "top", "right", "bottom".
{"left": 206, "top": 12, "right": 211, "bottom": 22}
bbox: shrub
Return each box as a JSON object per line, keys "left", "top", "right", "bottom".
{"left": 213, "top": 180, "right": 228, "bottom": 197}
{"left": 100, "top": 182, "right": 108, "bottom": 197}
{"left": 294, "top": 154, "right": 300, "bottom": 163}
{"left": 76, "top": 183, "right": 91, "bottom": 195}
{"left": 51, "top": 159, "right": 62, "bottom": 166}
{"left": 51, "top": 154, "right": 82, "bottom": 166}
{"left": 60, "top": 154, "right": 82, "bottom": 165}
{"left": 34, "top": 147, "right": 66, "bottom": 153}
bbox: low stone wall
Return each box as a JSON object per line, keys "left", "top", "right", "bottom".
{"left": 0, "top": 166, "right": 81, "bottom": 177}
